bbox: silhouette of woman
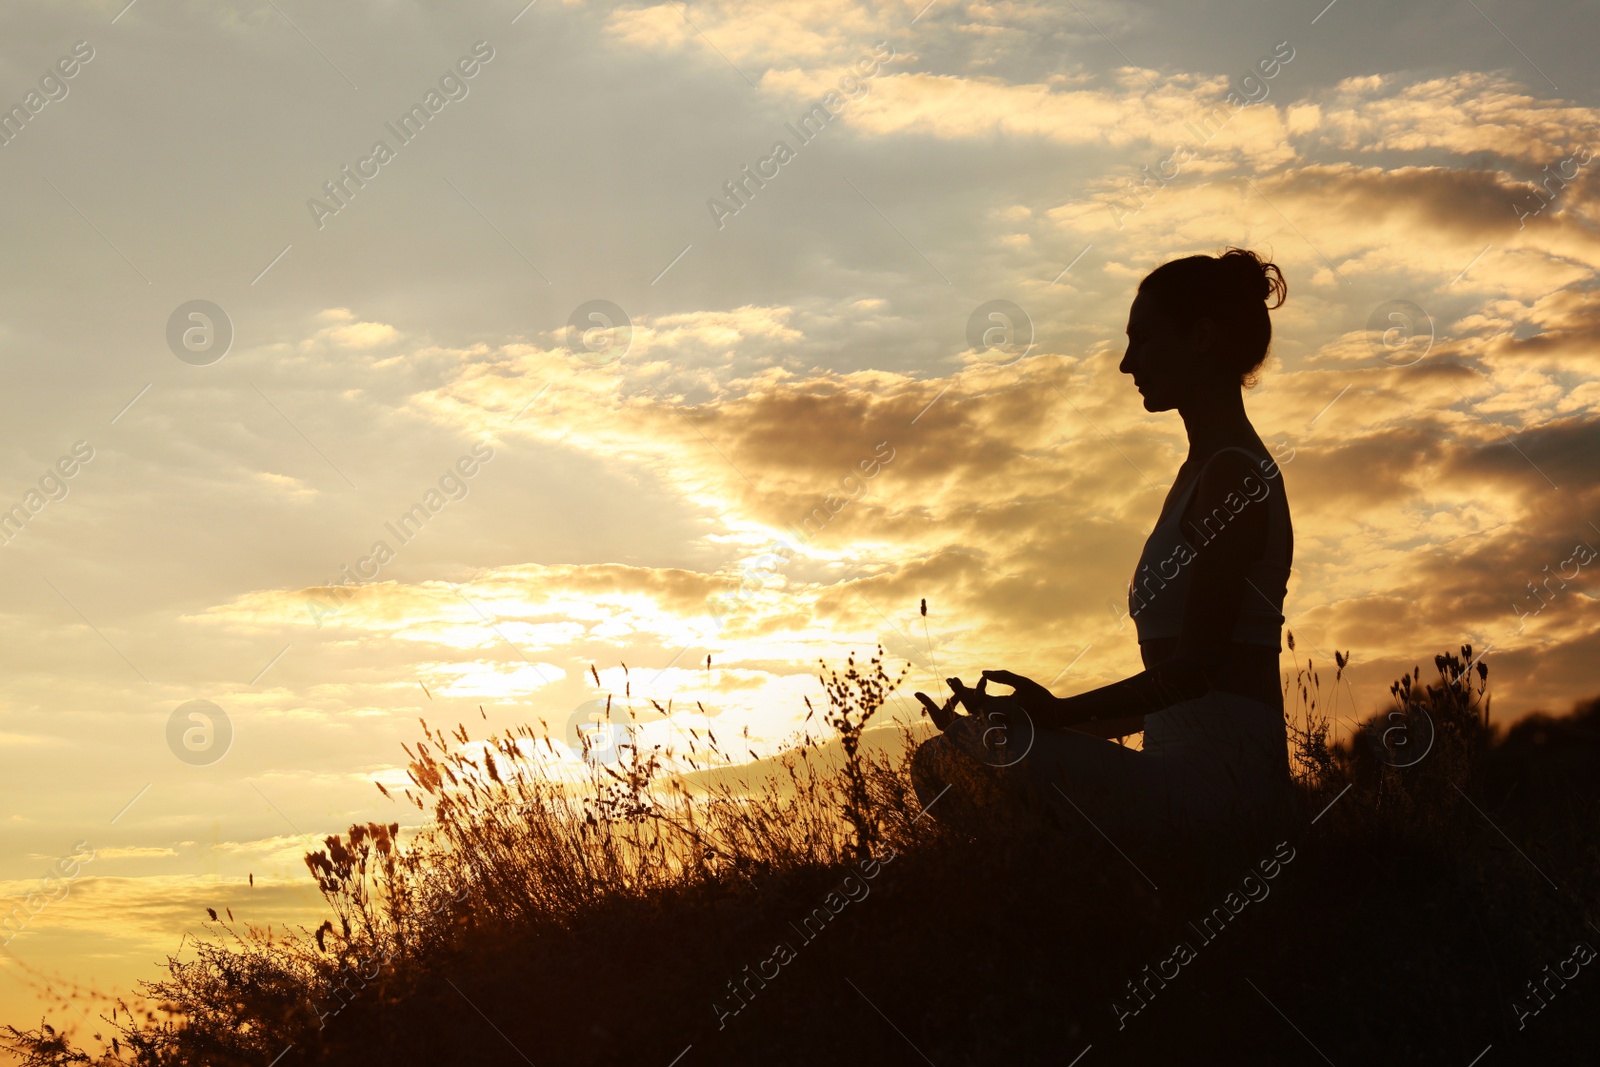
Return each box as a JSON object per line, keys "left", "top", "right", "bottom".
{"left": 911, "top": 247, "right": 1295, "bottom": 845}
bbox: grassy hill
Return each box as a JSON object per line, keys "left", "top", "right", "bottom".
{"left": 5, "top": 644, "right": 1598, "bottom": 1066}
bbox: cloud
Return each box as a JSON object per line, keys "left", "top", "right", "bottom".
{"left": 1295, "top": 72, "right": 1600, "bottom": 167}
{"left": 301, "top": 313, "right": 402, "bottom": 351}
{"left": 253, "top": 471, "right": 317, "bottom": 498}
{"left": 81, "top": 847, "right": 180, "bottom": 860}
{"left": 605, "top": 0, "right": 890, "bottom": 66}
{"left": 1483, "top": 285, "right": 1600, "bottom": 368}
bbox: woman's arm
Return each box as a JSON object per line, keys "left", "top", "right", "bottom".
{"left": 1066, "top": 712, "right": 1147, "bottom": 740}
{"left": 969, "top": 654, "right": 1213, "bottom": 734}
{"left": 1039, "top": 658, "right": 1211, "bottom": 733}
{"left": 1038, "top": 450, "right": 1273, "bottom": 734}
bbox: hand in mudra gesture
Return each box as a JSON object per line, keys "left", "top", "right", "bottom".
{"left": 913, "top": 670, "right": 1056, "bottom": 732}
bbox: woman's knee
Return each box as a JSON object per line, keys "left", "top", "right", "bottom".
{"left": 910, "top": 734, "right": 951, "bottom": 807}
{"left": 911, "top": 728, "right": 1016, "bottom": 821}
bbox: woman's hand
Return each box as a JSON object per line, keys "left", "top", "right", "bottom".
{"left": 915, "top": 676, "right": 1014, "bottom": 731}
{"left": 914, "top": 688, "right": 960, "bottom": 730}
{"left": 916, "top": 676, "right": 1036, "bottom": 766}
{"left": 978, "top": 669, "right": 1061, "bottom": 724}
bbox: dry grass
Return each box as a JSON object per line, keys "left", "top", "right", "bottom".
{"left": 4, "top": 638, "right": 1596, "bottom": 1065}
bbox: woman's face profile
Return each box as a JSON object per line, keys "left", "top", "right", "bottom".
{"left": 1120, "top": 291, "right": 1208, "bottom": 412}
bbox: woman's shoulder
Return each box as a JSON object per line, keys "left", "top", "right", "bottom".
{"left": 1202, "top": 443, "right": 1289, "bottom": 492}
{"left": 1196, "top": 444, "right": 1273, "bottom": 486}
{"left": 1166, "top": 441, "right": 1287, "bottom": 527}
{"left": 1181, "top": 446, "right": 1281, "bottom": 530}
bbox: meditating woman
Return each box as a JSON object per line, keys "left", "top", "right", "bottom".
{"left": 911, "top": 246, "right": 1296, "bottom": 845}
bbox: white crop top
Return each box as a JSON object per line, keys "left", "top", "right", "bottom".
{"left": 1126, "top": 445, "right": 1292, "bottom": 651}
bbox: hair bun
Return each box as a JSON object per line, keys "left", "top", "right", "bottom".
{"left": 1217, "top": 247, "right": 1287, "bottom": 309}
{"left": 1136, "top": 244, "right": 1287, "bottom": 389}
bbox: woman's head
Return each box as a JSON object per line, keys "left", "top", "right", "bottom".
{"left": 1120, "top": 247, "right": 1287, "bottom": 410}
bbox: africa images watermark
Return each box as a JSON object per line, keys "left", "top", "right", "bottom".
{"left": 307, "top": 41, "right": 496, "bottom": 230}
{"left": 1511, "top": 142, "right": 1592, "bottom": 229}
{"left": 705, "top": 440, "right": 896, "bottom": 634}
{"left": 307, "top": 858, "right": 471, "bottom": 1028}
{"left": 1110, "top": 448, "right": 1290, "bottom": 631}
{"left": 1509, "top": 934, "right": 1595, "bottom": 1033}
{"left": 1111, "top": 839, "right": 1297, "bottom": 1030}
{"left": 0, "top": 841, "right": 96, "bottom": 949}
{"left": 0, "top": 440, "right": 96, "bottom": 548}
{"left": 0, "top": 40, "right": 95, "bottom": 149}
{"left": 1108, "top": 38, "right": 1295, "bottom": 229}
{"left": 707, "top": 40, "right": 896, "bottom": 231}
{"left": 1106, "top": 443, "right": 1296, "bottom": 633}
{"left": 167, "top": 698, "right": 234, "bottom": 766}
{"left": 711, "top": 843, "right": 899, "bottom": 1030}
{"left": 305, "top": 442, "right": 495, "bottom": 626}
{"left": 1512, "top": 530, "right": 1597, "bottom": 634}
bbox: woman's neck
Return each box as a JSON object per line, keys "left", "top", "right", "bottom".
{"left": 1177, "top": 386, "right": 1256, "bottom": 458}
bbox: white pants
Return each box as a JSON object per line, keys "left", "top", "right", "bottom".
{"left": 912, "top": 689, "right": 1294, "bottom": 844}
{"left": 1130, "top": 690, "right": 1295, "bottom": 837}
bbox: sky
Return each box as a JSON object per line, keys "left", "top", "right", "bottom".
{"left": 1, "top": 0, "right": 1597, "bottom": 1039}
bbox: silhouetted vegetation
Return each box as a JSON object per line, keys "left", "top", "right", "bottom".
{"left": 6, "top": 640, "right": 1597, "bottom": 1065}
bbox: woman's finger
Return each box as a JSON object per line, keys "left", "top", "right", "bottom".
{"left": 915, "top": 691, "right": 957, "bottom": 729}
{"left": 951, "top": 687, "right": 985, "bottom": 714}
{"left": 981, "top": 669, "right": 1026, "bottom": 687}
